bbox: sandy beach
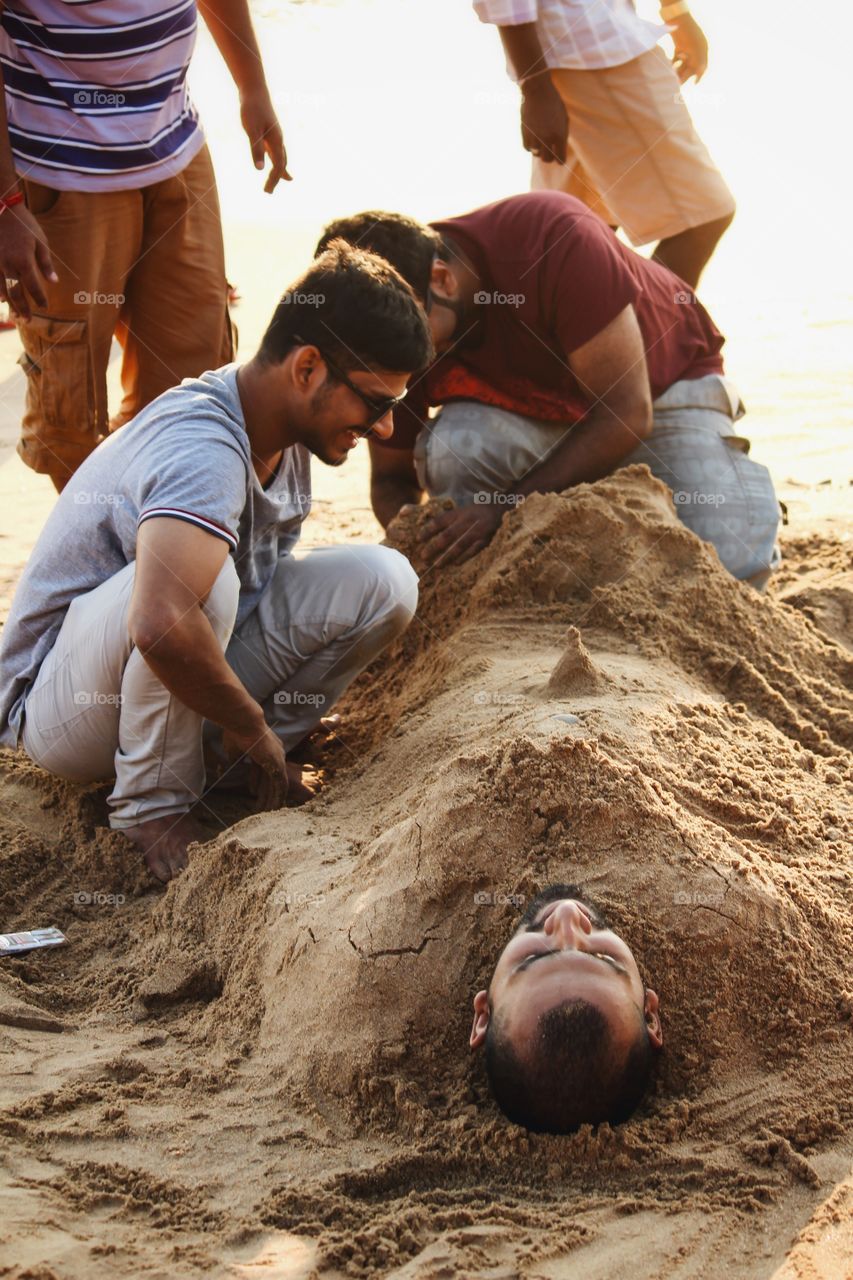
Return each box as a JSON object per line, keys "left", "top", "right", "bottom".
{"left": 0, "top": 460, "right": 851, "bottom": 1278}
{"left": 1, "top": 1, "right": 852, "bottom": 1276}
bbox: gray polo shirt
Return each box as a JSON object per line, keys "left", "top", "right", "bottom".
{"left": 0, "top": 364, "right": 311, "bottom": 745}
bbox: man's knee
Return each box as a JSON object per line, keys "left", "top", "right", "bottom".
{"left": 202, "top": 556, "right": 240, "bottom": 645}
{"left": 421, "top": 401, "right": 544, "bottom": 503}
{"left": 357, "top": 545, "right": 419, "bottom": 633}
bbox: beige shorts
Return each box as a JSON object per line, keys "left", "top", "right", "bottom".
{"left": 532, "top": 46, "right": 735, "bottom": 246}
{"left": 16, "top": 144, "right": 234, "bottom": 488}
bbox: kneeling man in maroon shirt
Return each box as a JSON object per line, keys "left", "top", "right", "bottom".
{"left": 317, "top": 193, "right": 779, "bottom": 586}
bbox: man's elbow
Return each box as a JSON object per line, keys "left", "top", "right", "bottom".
{"left": 128, "top": 606, "right": 190, "bottom": 659}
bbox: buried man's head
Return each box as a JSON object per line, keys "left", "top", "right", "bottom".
{"left": 470, "top": 885, "right": 663, "bottom": 1134}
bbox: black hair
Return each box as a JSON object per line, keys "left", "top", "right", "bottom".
{"left": 315, "top": 211, "right": 444, "bottom": 303}
{"left": 484, "top": 998, "right": 654, "bottom": 1134}
{"left": 258, "top": 238, "right": 433, "bottom": 372}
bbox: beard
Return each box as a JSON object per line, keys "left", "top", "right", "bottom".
{"left": 299, "top": 385, "right": 361, "bottom": 466}
{"left": 516, "top": 883, "right": 609, "bottom": 933}
{"left": 428, "top": 290, "right": 482, "bottom": 350}
{"left": 308, "top": 437, "right": 349, "bottom": 467}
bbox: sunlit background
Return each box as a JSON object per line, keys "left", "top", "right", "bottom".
{"left": 191, "top": 0, "right": 853, "bottom": 485}
{"left": 1, "top": 0, "right": 850, "bottom": 595}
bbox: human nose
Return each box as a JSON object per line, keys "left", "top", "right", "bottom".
{"left": 544, "top": 901, "right": 592, "bottom": 949}
{"left": 368, "top": 408, "right": 395, "bottom": 441}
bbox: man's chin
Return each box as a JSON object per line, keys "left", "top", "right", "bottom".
{"left": 310, "top": 445, "right": 349, "bottom": 468}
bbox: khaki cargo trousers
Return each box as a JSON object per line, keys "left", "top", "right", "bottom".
{"left": 15, "top": 144, "right": 233, "bottom": 488}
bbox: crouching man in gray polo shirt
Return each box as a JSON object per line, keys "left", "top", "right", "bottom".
{"left": 0, "top": 242, "right": 432, "bottom": 882}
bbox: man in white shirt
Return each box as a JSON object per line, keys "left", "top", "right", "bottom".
{"left": 473, "top": 0, "right": 735, "bottom": 287}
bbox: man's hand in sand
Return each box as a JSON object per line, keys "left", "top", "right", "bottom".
{"left": 420, "top": 503, "right": 502, "bottom": 567}
{"left": 222, "top": 721, "right": 290, "bottom": 811}
{"left": 0, "top": 203, "right": 58, "bottom": 321}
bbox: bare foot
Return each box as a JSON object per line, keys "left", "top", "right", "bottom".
{"left": 122, "top": 813, "right": 208, "bottom": 883}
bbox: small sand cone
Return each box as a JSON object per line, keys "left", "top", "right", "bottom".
{"left": 548, "top": 627, "right": 605, "bottom": 696}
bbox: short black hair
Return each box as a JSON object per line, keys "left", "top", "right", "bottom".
{"left": 485, "top": 999, "right": 654, "bottom": 1134}
{"left": 258, "top": 238, "right": 433, "bottom": 372}
{"left": 315, "top": 212, "right": 443, "bottom": 303}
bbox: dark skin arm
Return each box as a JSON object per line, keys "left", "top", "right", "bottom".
{"left": 369, "top": 437, "right": 423, "bottom": 529}
{"left": 513, "top": 304, "right": 653, "bottom": 495}
{"left": 197, "top": 0, "right": 290, "bottom": 191}
{"left": 421, "top": 305, "right": 653, "bottom": 567}
{"left": 498, "top": 22, "right": 567, "bottom": 164}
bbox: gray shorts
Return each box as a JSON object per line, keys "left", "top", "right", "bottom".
{"left": 413, "top": 375, "right": 780, "bottom": 584}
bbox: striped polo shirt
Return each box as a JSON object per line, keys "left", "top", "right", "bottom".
{"left": 0, "top": 0, "right": 205, "bottom": 191}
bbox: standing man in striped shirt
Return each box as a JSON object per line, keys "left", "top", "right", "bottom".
{"left": 473, "top": 0, "right": 735, "bottom": 289}
{"left": 0, "top": 1, "right": 289, "bottom": 490}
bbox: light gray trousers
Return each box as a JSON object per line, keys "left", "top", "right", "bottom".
{"left": 414, "top": 375, "right": 781, "bottom": 583}
{"left": 21, "top": 545, "right": 418, "bottom": 828}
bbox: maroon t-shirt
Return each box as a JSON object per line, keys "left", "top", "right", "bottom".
{"left": 383, "top": 191, "right": 725, "bottom": 450}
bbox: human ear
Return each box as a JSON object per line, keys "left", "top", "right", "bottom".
{"left": 429, "top": 257, "right": 456, "bottom": 300}
{"left": 469, "top": 989, "right": 490, "bottom": 1050}
{"left": 292, "top": 343, "right": 322, "bottom": 390}
{"left": 644, "top": 989, "right": 663, "bottom": 1049}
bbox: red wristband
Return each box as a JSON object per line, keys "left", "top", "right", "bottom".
{"left": 0, "top": 191, "right": 25, "bottom": 213}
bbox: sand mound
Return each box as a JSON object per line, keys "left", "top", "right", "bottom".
{"left": 548, "top": 626, "right": 607, "bottom": 694}
{"left": 1, "top": 466, "right": 851, "bottom": 1278}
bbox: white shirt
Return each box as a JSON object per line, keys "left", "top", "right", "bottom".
{"left": 473, "top": 0, "right": 668, "bottom": 74}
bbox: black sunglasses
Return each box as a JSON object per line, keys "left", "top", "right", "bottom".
{"left": 292, "top": 334, "right": 405, "bottom": 433}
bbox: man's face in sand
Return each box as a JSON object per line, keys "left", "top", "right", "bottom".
{"left": 470, "top": 885, "right": 662, "bottom": 1061}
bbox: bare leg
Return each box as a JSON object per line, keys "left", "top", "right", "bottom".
{"left": 652, "top": 211, "right": 734, "bottom": 288}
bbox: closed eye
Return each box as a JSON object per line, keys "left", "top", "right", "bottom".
{"left": 517, "top": 950, "right": 626, "bottom": 975}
